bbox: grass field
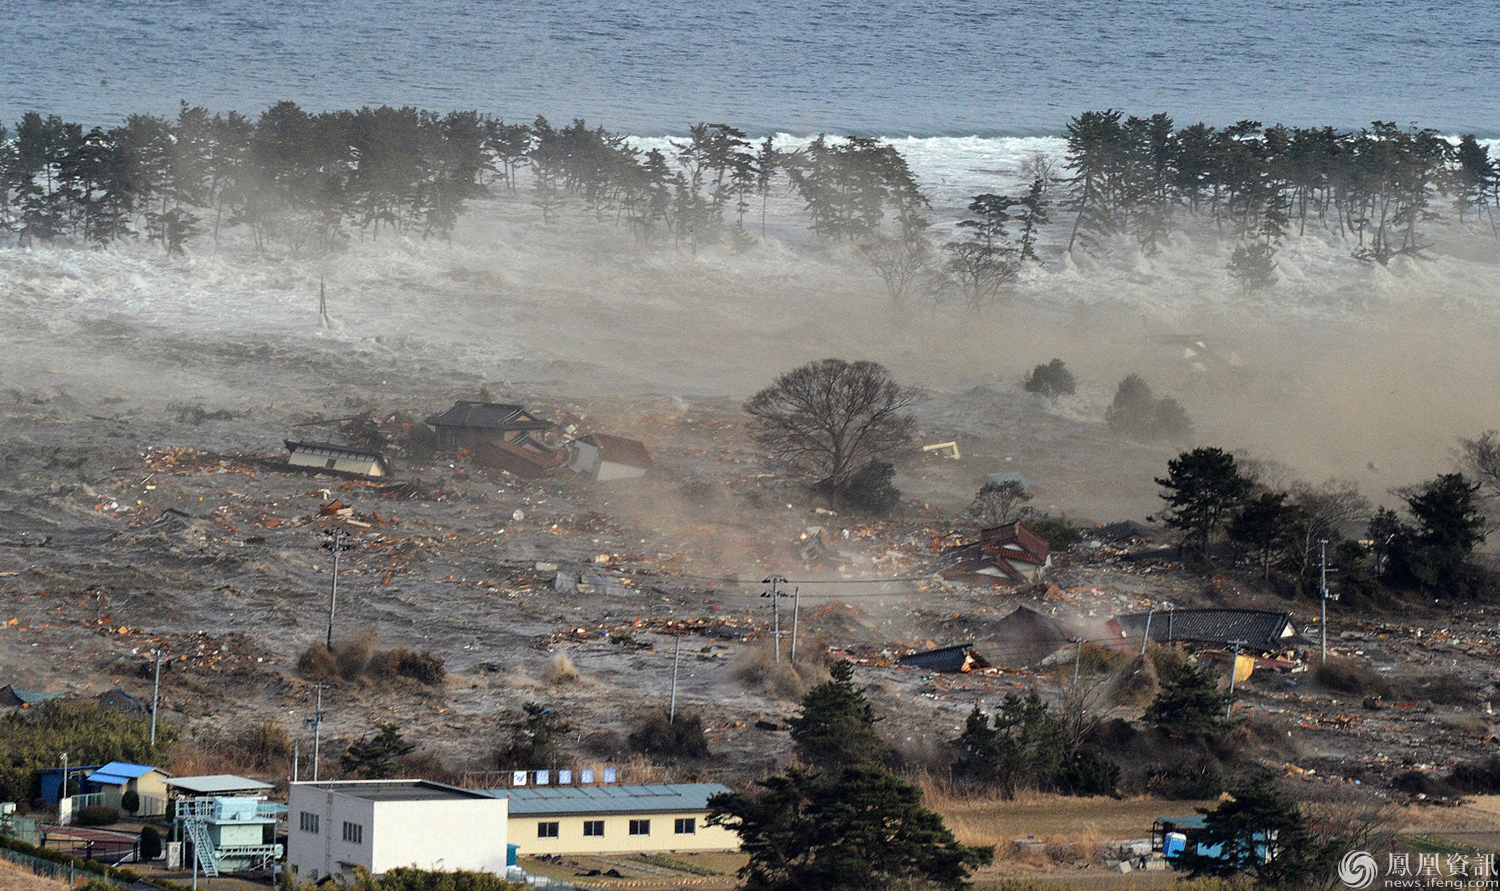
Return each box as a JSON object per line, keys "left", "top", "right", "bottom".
{"left": 924, "top": 789, "right": 1215, "bottom": 849}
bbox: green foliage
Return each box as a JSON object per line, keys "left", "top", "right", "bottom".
{"left": 1227, "top": 240, "right": 1278, "bottom": 295}
{"left": 494, "top": 702, "right": 573, "bottom": 770}
{"left": 339, "top": 721, "right": 416, "bottom": 779}
{"left": 789, "top": 661, "right": 890, "bottom": 770}
{"left": 836, "top": 461, "right": 901, "bottom": 516}
{"left": 708, "top": 764, "right": 992, "bottom": 891}
{"left": 1155, "top": 447, "right": 1254, "bottom": 557}
{"left": 1146, "top": 661, "right": 1235, "bottom": 738}
{"left": 1107, "top": 374, "right": 1192, "bottom": 441}
{"left": 0, "top": 836, "right": 169, "bottom": 890}
{"left": 967, "top": 480, "right": 1032, "bottom": 527}
{"left": 139, "top": 825, "right": 163, "bottom": 861}
{"left": 784, "top": 135, "right": 926, "bottom": 242}
{"left": 1025, "top": 514, "right": 1083, "bottom": 551}
{"left": 120, "top": 790, "right": 141, "bottom": 815}
{"left": 346, "top": 865, "right": 525, "bottom": 891}
{"left": 1389, "top": 473, "right": 1488, "bottom": 594}
{"left": 951, "top": 690, "right": 1120, "bottom": 799}
{"left": 1024, "top": 359, "right": 1076, "bottom": 398}
{"left": 1227, "top": 491, "right": 1305, "bottom": 579}
{"left": 628, "top": 709, "right": 710, "bottom": 760}
{"left": 75, "top": 805, "right": 120, "bottom": 826}
{"left": 0, "top": 701, "right": 172, "bottom": 803}
{"left": 1176, "top": 776, "right": 1332, "bottom": 888}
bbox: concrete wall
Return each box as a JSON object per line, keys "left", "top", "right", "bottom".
{"left": 289, "top": 785, "right": 508, "bottom": 880}
{"left": 510, "top": 810, "right": 737, "bottom": 857}
{"left": 595, "top": 461, "right": 647, "bottom": 481}
{"left": 288, "top": 452, "right": 385, "bottom": 477}
{"left": 370, "top": 798, "right": 509, "bottom": 874}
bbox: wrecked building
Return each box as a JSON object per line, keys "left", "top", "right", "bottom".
{"left": 898, "top": 643, "right": 993, "bottom": 673}
{"left": 470, "top": 439, "right": 564, "bottom": 480}
{"left": 284, "top": 440, "right": 391, "bottom": 478}
{"left": 935, "top": 520, "right": 1051, "bottom": 585}
{"left": 425, "top": 401, "right": 555, "bottom": 450}
{"left": 1112, "top": 608, "right": 1295, "bottom": 654}
{"left": 566, "top": 433, "right": 652, "bottom": 481}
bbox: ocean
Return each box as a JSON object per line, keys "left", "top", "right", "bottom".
{"left": 7, "top": 0, "right": 1498, "bottom": 139}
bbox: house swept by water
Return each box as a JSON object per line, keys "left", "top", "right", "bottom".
{"left": 425, "top": 401, "right": 555, "bottom": 450}
{"left": 566, "top": 433, "right": 652, "bottom": 481}
{"left": 284, "top": 440, "right": 392, "bottom": 478}
{"left": 898, "top": 643, "right": 993, "bottom": 673}
{"left": 1112, "top": 608, "right": 1295, "bottom": 655}
{"left": 935, "top": 520, "right": 1052, "bottom": 585}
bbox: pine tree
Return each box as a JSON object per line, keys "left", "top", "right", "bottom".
{"left": 339, "top": 722, "right": 415, "bottom": 779}
{"left": 1146, "top": 661, "right": 1235, "bottom": 737}
{"left": 1155, "top": 447, "right": 1253, "bottom": 557}
{"left": 788, "top": 661, "right": 889, "bottom": 770}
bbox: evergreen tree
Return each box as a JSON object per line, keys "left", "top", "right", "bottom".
{"left": 1146, "top": 661, "right": 1235, "bottom": 737}
{"left": 495, "top": 702, "right": 574, "bottom": 770}
{"left": 1177, "top": 776, "right": 1331, "bottom": 888}
{"left": 1155, "top": 447, "right": 1254, "bottom": 558}
{"left": 1394, "top": 473, "right": 1487, "bottom": 594}
{"left": 1227, "top": 491, "right": 1305, "bottom": 579}
{"left": 340, "top": 721, "right": 415, "bottom": 779}
{"left": 788, "top": 661, "right": 889, "bottom": 770}
{"left": 708, "top": 765, "right": 991, "bottom": 891}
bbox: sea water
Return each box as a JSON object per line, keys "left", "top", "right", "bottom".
{"left": 6, "top": 0, "right": 1498, "bottom": 139}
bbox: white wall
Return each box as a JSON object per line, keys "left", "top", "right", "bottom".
{"left": 288, "top": 785, "right": 375, "bottom": 881}
{"left": 370, "top": 798, "right": 509, "bottom": 874}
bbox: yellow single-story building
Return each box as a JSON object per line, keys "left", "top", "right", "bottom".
{"left": 494, "top": 783, "right": 738, "bottom": 857}
{"left": 85, "top": 762, "right": 171, "bottom": 816}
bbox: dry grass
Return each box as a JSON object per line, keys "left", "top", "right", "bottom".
{"left": 544, "top": 651, "right": 582, "bottom": 686}
{"left": 920, "top": 783, "right": 1213, "bottom": 851}
{"left": 731, "top": 643, "right": 827, "bottom": 700}
{"left": 0, "top": 858, "right": 67, "bottom": 891}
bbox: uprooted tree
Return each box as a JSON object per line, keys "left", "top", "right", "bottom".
{"left": 744, "top": 359, "right": 919, "bottom": 506}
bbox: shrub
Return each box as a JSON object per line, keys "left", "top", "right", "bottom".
{"left": 234, "top": 719, "right": 294, "bottom": 766}
{"left": 1024, "top": 359, "right": 1077, "bottom": 398}
{"left": 1056, "top": 751, "right": 1121, "bottom": 797}
{"left": 120, "top": 790, "right": 140, "bottom": 815}
{"left": 1313, "top": 658, "right": 1396, "bottom": 699}
{"left": 1106, "top": 374, "right": 1192, "bottom": 440}
{"left": 335, "top": 636, "right": 372, "bottom": 680}
{"left": 297, "top": 643, "right": 338, "bottom": 679}
{"left": 138, "top": 826, "right": 162, "bottom": 861}
{"left": 372, "top": 648, "right": 447, "bottom": 686}
{"left": 1026, "top": 514, "right": 1082, "bottom": 551}
{"left": 836, "top": 461, "right": 900, "bottom": 516}
{"left": 74, "top": 805, "right": 119, "bottom": 827}
{"left": 544, "top": 652, "right": 581, "bottom": 686}
{"left": 628, "top": 709, "right": 710, "bottom": 760}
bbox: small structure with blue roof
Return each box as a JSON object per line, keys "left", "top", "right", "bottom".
{"left": 85, "top": 762, "right": 171, "bottom": 816}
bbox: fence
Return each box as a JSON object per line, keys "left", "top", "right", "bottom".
{"left": 0, "top": 844, "right": 137, "bottom": 889}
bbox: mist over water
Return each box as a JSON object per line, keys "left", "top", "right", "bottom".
{"left": 7, "top": 0, "right": 1499, "bottom": 137}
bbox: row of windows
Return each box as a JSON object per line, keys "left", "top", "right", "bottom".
{"left": 298, "top": 812, "right": 363, "bottom": 846}
{"left": 537, "top": 818, "right": 696, "bottom": 838}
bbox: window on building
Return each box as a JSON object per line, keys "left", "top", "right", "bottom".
{"left": 342, "top": 821, "right": 363, "bottom": 844}
{"left": 674, "top": 818, "right": 696, "bottom": 835}
{"left": 538, "top": 821, "right": 559, "bottom": 838}
{"left": 583, "top": 820, "right": 604, "bottom": 837}
{"left": 299, "top": 812, "right": 320, "bottom": 834}
{"left": 629, "top": 819, "right": 650, "bottom": 836}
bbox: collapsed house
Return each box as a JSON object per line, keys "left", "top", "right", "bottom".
{"left": 935, "top": 520, "right": 1051, "bottom": 585}
{"left": 284, "top": 440, "right": 392, "bottom": 478}
{"left": 1112, "top": 608, "right": 1295, "bottom": 655}
{"left": 565, "top": 433, "right": 652, "bottom": 481}
{"left": 992, "top": 604, "right": 1075, "bottom": 666}
{"left": 898, "top": 643, "right": 993, "bottom": 673}
{"left": 471, "top": 439, "right": 565, "bottom": 480}
{"left": 426, "top": 401, "right": 555, "bottom": 450}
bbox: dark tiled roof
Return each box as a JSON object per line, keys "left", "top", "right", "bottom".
{"left": 426, "top": 402, "right": 553, "bottom": 432}
{"left": 979, "top": 521, "right": 1051, "bottom": 564}
{"left": 470, "top": 440, "right": 563, "bottom": 479}
{"left": 898, "top": 644, "right": 991, "bottom": 673}
{"left": 1115, "top": 608, "right": 1293, "bottom": 653}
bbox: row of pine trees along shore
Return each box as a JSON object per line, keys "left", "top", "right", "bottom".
{"left": 1, "top": 103, "right": 1497, "bottom": 295}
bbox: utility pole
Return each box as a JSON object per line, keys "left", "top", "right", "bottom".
{"left": 305, "top": 684, "right": 325, "bottom": 781}
{"left": 790, "top": 587, "right": 800, "bottom": 663}
{"left": 293, "top": 740, "right": 299, "bottom": 782}
{"left": 669, "top": 635, "right": 681, "bottom": 723}
{"left": 60, "top": 752, "right": 67, "bottom": 801}
{"left": 150, "top": 652, "right": 162, "bottom": 746}
{"left": 321, "top": 528, "right": 352, "bottom": 650}
{"left": 1226, "top": 639, "right": 1247, "bottom": 717}
{"left": 1140, "top": 607, "right": 1154, "bottom": 656}
{"left": 1320, "top": 539, "right": 1330, "bottom": 663}
{"left": 1072, "top": 637, "right": 1083, "bottom": 688}
{"left": 761, "top": 576, "right": 787, "bottom": 662}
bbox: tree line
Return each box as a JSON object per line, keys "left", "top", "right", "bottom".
{"left": 3, "top": 103, "right": 1495, "bottom": 295}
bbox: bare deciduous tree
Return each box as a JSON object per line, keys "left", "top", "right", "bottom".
{"left": 1459, "top": 431, "right": 1500, "bottom": 530}
{"left": 744, "top": 359, "right": 919, "bottom": 494}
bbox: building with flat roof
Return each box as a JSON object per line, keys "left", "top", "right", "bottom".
{"left": 287, "top": 781, "right": 508, "bottom": 882}
{"left": 490, "top": 783, "right": 738, "bottom": 857}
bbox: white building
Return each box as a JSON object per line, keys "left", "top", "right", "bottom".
{"left": 287, "top": 781, "right": 508, "bottom": 881}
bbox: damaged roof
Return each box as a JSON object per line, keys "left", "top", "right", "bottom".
{"left": 936, "top": 520, "right": 1051, "bottom": 583}
{"left": 470, "top": 439, "right": 564, "bottom": 479}
{"left": 425, "top": 401, "right": 554, "bottom": 432}
{"left": 581, "top": 433, "right": 653, "bottom": 469}
{"left": 898, "top": 643, "right": 992, "bottom": 673}
{"left": 1115, "top": 608, "right": 1294, "bottom": 653}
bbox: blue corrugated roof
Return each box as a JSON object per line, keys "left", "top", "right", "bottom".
{"left": 489, "top": 783, "right": 732, "bottom": 816}
{"left": 87, "top": 762, "right": 160, "bottom": 785}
